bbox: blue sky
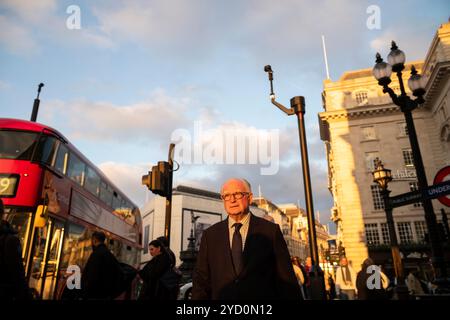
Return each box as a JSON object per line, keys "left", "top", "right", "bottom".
{"left": 1, "top": 0, "right": 449, "bottom": 234}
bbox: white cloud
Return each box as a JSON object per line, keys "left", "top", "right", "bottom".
{"left": 0, "top": 15, "right": 39, "bottom": 54}
{"left": 1, "top": 0, "right": 57, "bottom": 23}
{"left": 98, "top": 161, "right": 149, "bottom": 206}
{"left": 40, "top": 89, "right": 192, "bottom": 144}
{"left": 92, "top": 0, "right": 213, "bottom": 53}
{"left": 370, "top": 29, "right": 430, "bottom": 62}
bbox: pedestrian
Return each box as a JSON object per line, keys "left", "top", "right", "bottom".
{"left": 327, "top": 272, "right": 337, "bottom": 300}
{"left": 192, "top": 178, "right": 301, "bottom": 300}
{"left": 138, "top": 239, "right": 173, "bottom": 300}
{"left": 81, "top": 231, "right": 124, "bottom": 300}
{"left": 291, "top": 256, "right": 306, "bottom": 299}
{"left": 303, "top": 256, "right": 312, "bottom": 299}
{"left": 356, "top": 258, "right": 389, "bottom": 300}
{"left": 335, "top": 256, "right": 357, "bottom": 300}
{"left": 406, "top": 268, "right": 425, "bottom": 296}
{"left": 0, "top": 217, "right": 31, "bottom": 300}
{"left": 156, "top": 236, "right": 176, "bottom": 267}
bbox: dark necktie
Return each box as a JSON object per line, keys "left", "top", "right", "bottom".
{"left": 232, "top": 223, "right": 243, "bottom": 275}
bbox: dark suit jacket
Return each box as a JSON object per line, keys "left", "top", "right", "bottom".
{"left": 138, "top": 251, "right": 171, "bottom": 300}
{"left": 81, "top": 243, "right": 122, "bottom": 300}
{"left": 192, "top": 213, "right": 301, "bottom": 300}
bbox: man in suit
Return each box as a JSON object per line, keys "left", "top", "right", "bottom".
{"left": 192, "top": 178, "right": 301, "bottom": 300}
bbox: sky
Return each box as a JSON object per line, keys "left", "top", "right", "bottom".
{"left": 1, "top": 0, "right": 449, "bottom": 234}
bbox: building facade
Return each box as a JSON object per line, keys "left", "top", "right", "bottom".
{"left": 253, "top": 198, "right": 332, "bottom": 261}
{"left": 278, "top": 203, "right": 332, "bottom": 263}
{"left": 318, "top": 21, "right": 450, "bottom": 271}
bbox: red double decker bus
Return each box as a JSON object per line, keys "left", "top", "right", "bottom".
{"left": 0, "top": 118, "right": 142, "bottom": 299}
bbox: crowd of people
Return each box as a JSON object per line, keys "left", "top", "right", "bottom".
{"left": 0, "top": 179, "right": 444, "bottom": 301}
{"left": 290, "top": 253, "right": 438, "bottom": 300}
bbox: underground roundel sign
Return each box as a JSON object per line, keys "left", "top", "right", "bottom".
{"left": 434, "top": 166, "right": 450, "bottom": 207}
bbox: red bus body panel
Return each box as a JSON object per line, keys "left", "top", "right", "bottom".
{"left": 0, "top": 159, "right": 43, "bottom": 208}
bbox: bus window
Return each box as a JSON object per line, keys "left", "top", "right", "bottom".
{"left": 33, "top": 135, "right": 58, "bottom": 165}
{"left": 0, "top": 130, "right": 38, "bottom": 160}
{"left": 67, "top": 153, "right": 86, "bottom": 186}
{"left": 112, "top": 193, "right": 122, "bottom": 212}
{"left": 60, "top": 223, "right": 91, "bottom": 271}
{"left": 99, "top": 181, "right": 113, "bottom": 207}
{"left": 54, "top": 144, "right": 68, "bottom": 174}
{"left": 84, "top": 166, "right": 100, "bottom": 196}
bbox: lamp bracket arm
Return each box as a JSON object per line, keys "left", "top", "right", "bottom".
{"left": 383, "top": 86, "right": 400, "bottom": 106}
{"left": 271, "top": 98, "right": 295, "bottom": 115}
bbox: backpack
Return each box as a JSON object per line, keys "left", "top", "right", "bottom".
{"left": 112, "top": 263, "right": 138, "bottom": 299}
{"left": 159, "top": 265, "right": 182, "bottom": 291}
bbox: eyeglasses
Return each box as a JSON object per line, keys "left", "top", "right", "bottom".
{"left": 221, "top": 192, "right": 249, "bottom": 201}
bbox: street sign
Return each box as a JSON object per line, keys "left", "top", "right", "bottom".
{"left": 389, "top": 190, "right": 422, "bottom": 208}
{"left": 388, "top": 180, "right": 450, "bottom": 208}
{"left": 423, "top": 180, "right": 450, "bottom": 201}
{"left": 433, "top": 166, "right": 450, "bottom": 207}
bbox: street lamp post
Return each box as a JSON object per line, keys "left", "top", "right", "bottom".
{"left": 372, "top": 42, "right": 448, "bottom": 289}
{"left": 372, "top": 159, "right": 409, "bottom": 300}
{"left": 264, "top": 65, "right": 326, "bottom": 300}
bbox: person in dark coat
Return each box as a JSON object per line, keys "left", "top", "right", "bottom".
{"left": 156, "top": 236, "right": 176, "bottom": 268}
{"left": 0, "top": 218, "right": 31, "bottom": 300}
{"left": 138, "top": 239, "right": 171, "bottom": 300}
{"left": 192, "top": 178, "right": 301, "bottom": 300}
{"left": 81, "top": 231, "right": 123, "bottom": 300}
{"left": 356, "top": 258, "right": 388, "bottom": 300}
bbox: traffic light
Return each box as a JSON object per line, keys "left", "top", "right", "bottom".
{"left": 142, "top": 161, "right": 171, "bottom": 197}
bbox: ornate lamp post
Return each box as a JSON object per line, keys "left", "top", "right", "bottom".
{"left": 372, "top": 42, "right": 448, "bottom": 290}
{"left": 372, "top": 159, "right": 409, "bottom": 299}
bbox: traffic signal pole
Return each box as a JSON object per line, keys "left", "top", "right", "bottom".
{"left": 142, "top": 143, "right": 176, "bottom": 245}
{"left": 164, "top": 143, "right": 176, "bottom": 245}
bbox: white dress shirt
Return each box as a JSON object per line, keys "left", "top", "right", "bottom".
{"left": 228, "top": 212, "right": 251, "bottom": 251}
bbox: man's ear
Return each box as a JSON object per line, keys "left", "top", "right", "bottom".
{"left": 248, "top": 192, "right": 253, "bottom": 204}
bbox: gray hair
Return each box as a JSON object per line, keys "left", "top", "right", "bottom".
{"left": 221, "top": 178, "right": 252, "bottom": 193}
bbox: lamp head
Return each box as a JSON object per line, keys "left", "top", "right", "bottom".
{"left": 408, "top": 65, "right": 427, "bottom": 98}
{"left": 373, "top": 53, "right": 392, "bottom": 87}
{"left": 372, "top": 158, "right": 392, "bottom": 190}
{"left": 264, "top": 65, "right": 273, "bottom": 73}
{"left": 388, "top": 41, "right": 406, "bottom": 72}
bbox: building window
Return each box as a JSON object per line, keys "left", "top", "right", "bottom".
{"left": 365, "top": 223, "right": 380, "bottom": 245}
{"left": 409, "top": 182, "right": 422, "bottom": 207}
{"left": 356, "top": 91, "right": 368, "bottom": 105}
{"left": 397, "top": 222, "right": 413, "bottom": 244}
{"left": 402, "top": 149, "right": 414, "bottom": 167}
{"left": 414, "top": 221, "right": 427, "bottom": 243}
{"left": 365, "top": 152, "right": 380, "bottom": 171}
{"left": 143, "top": 225, "right": 150, "bottom": 254}
{"left": 380, "top": 223, "right": 390, "bottom": 244}
{"left": 362, "top": 126, "right": 376, "bottom": 141}
{"left": 398, "top": 123, "right": 409, "bottom": 136}
{"left": 371, "top": 185, "right": 384, "bottom": 210}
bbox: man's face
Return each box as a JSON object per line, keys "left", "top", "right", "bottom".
{"left": 340, "top": 258, "right": 348, "bottom": 266}
{"left": 221, "top": 179, "right": 253, "bottom": 218}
